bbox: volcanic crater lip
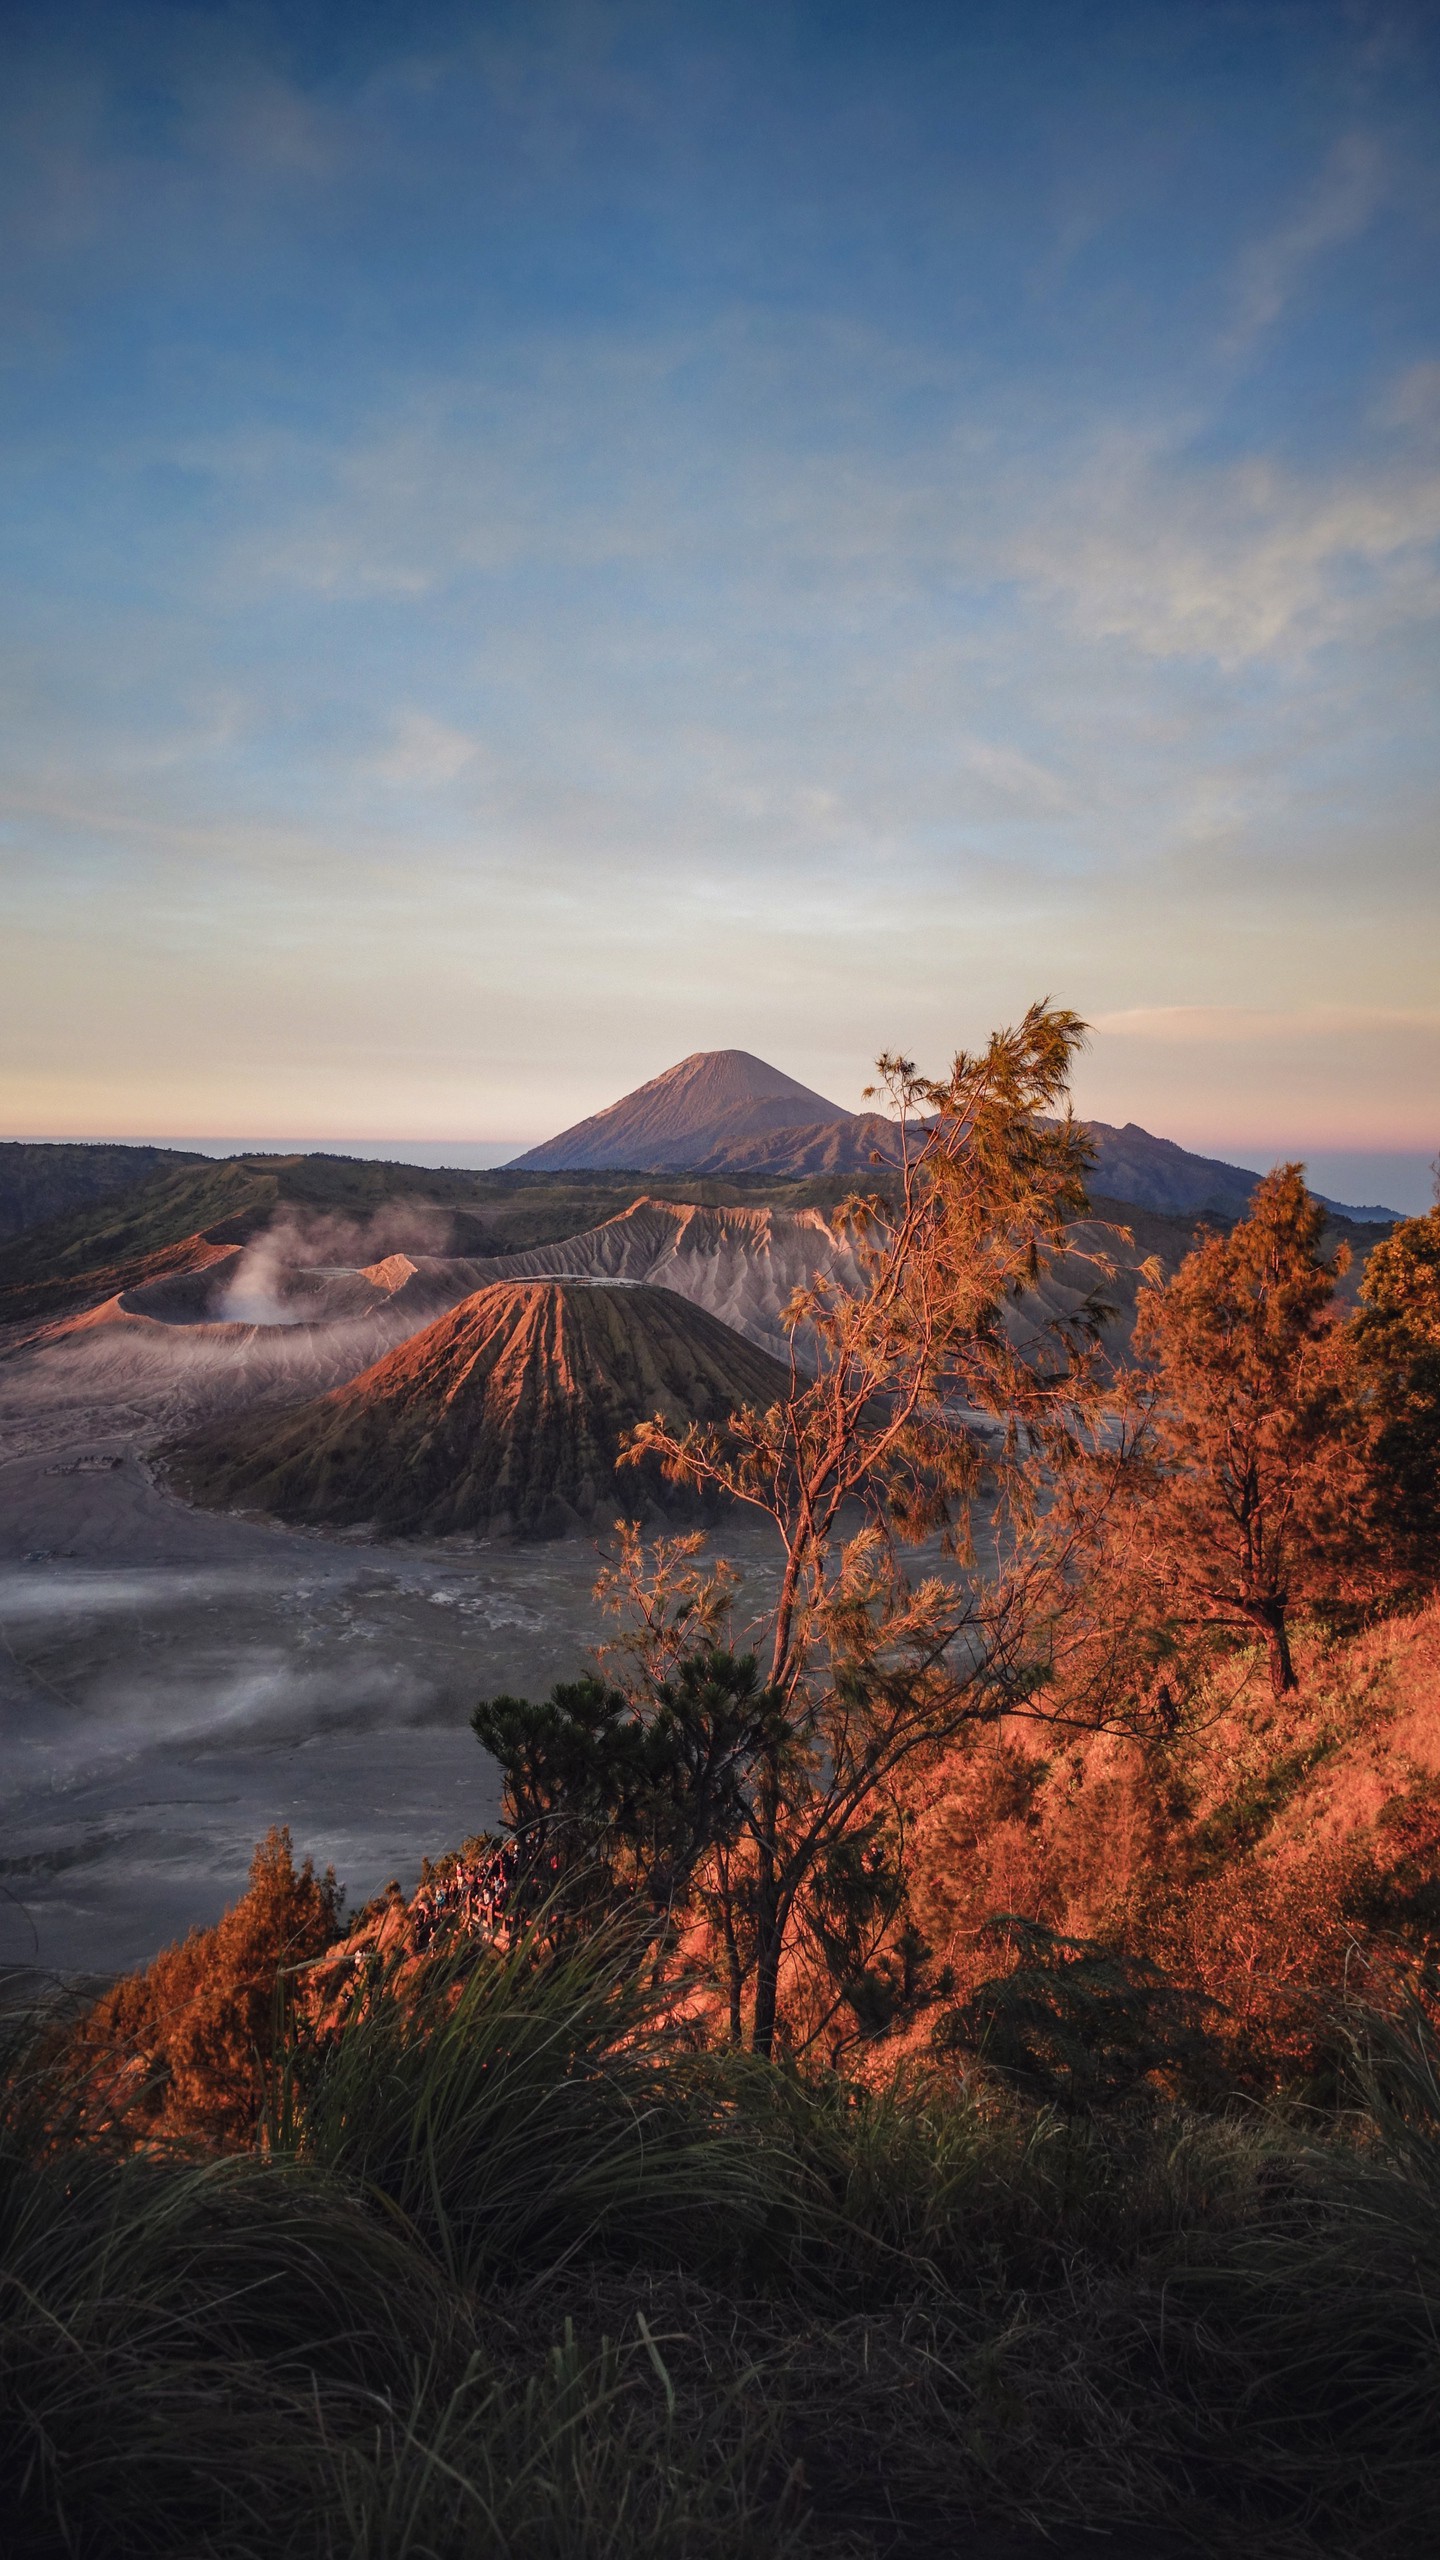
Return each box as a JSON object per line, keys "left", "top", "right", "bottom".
{"left": 164, "top": 1275, "right": 792, "bottom": 1543}
{"left": 117, "top": 1249, "right": 395, "bottom": 1332}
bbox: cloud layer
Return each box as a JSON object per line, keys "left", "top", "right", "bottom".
{"left": 1, "top": 1, "right": 1436, "bottom": 1155}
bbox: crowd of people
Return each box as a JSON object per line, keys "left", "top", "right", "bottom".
{"left": 407, "top": 1844, "right": 521, "bottom": 1949}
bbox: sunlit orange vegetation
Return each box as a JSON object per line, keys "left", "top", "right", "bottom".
{"left": 68, "top": 1832, "right": 538, "bottom": 2148}
{"left": 68, "top": 1033, "right": 1440, "bottom": 2127}
{"left": 73, "top": 1590, "right": 1440, "bottom": 2154}
{"left": 74, "top": 1828, "right": 342, "bottom": 2145}
{"left": 906, "top": 1598, "right": 1440, "bottom": 2083}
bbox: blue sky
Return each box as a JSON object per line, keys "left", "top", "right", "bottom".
{"left": 2, "top": 0, "right": 1438, "bottom": 1200}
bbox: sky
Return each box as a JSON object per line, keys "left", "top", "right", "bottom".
{"left": 2, "top": 0, "right": 1438, "bottom": 1204}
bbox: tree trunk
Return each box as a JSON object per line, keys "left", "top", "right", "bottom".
{"left": 715, "top": 1856, "right": 745, "bottom": 2049}
{"left": 1263, "top": 1607, "right": 1298, "bottom": 1697}
{"left": 750, "top": 1867, "right": 782, "bottom": 2057}
{"left": 768, "top": 1551, "right": 802, "bottom": 1695}
{"left": 743, "top": 1832, "right": 778, "bottom": 2048}
{"left": 748, "top": 1744, "right": 787, "bottom": 2058}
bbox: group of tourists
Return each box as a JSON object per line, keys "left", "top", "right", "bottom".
{"left": 407, "top": 1843, "right": 520, "bottom": 1948}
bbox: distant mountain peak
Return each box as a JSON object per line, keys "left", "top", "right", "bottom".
{"left": 634, "top": 1048, "right": 821, "bottom": 1098}
{"left": 512, "top": 1048, "right": 849, "bottom": 1173}
{"left": 510, "top": 1049, "right": 1398, "bottom": 1223}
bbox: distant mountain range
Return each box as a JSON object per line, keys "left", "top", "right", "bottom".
{"left": 514, "top": 1050, "right": 1398, "bottom": 1223}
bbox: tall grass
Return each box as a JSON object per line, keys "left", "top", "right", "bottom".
{"left": 0, "top": 2135, "right": 443, "bottom": 2556}
{"left": 282, "top": 1920, "right": 794, "bottom": 2286}
{"left": 1146, "top": 1999, "right": 1440, "bottom": 2550}
{"left": 334, "top": 2324, "right": 806, "bottom": 2560}
{"left": 7, "top": 1935, "right": 1440, "bottom": 2556}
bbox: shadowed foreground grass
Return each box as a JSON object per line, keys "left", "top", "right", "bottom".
{"left": 4, "top": 1930, "right": 1439, "bottom": 2558}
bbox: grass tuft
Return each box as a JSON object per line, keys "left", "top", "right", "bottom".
{"left": 8, "top": 1931, "right": 1440, "bottom": 2554}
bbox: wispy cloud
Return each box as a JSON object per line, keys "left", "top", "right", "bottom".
{"left": 373, "top": 711, "right": 483, "bottom": 788}
{"left": 1003, "top": 430, "right": 1440, "bottom": 668}
{"left": 1229, "top": 133, "right": 1387, "bottom": 347}
{"left": 1095, "top": 1005, "right": 1440, "bottom": 1042}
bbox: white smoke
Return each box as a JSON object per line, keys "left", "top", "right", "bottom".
{"left": 215, "top": 1199, "right": 460, "bottom": 1327}
{"left": 215, "top": 1226, "right": 306, "bottom": 1325}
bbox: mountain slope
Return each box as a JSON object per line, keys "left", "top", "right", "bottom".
{"left": 366, "top": 1197, "right": 869, "bottom": 1362}
{"left": 0, "top": 1142, "right": 208, "bottom": 1246}
{"left": 1082, "top": 1121, "right": 1393, "bottom": 1221}
{"left": 684, "top": 1114, "right": 905, "bottom": 1179}
{"left": 166, "top": 1278, "right": 790, "bottom": 1537}
{"left": 512, "top": 1050, "right": 849, "bottom": 1172}
{"left": 692, "top": 1112, "right": 1394, "bottom": 1218}
{"left": 520, "top": 1052, "right": 1396, "bottom": 1221}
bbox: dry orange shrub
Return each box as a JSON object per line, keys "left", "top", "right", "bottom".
{"left": 905, "top": 1601, "right": 1440, "bottom": 2081}
{"left": 77, "top": 1826, "right": 341, "bottom": 2146}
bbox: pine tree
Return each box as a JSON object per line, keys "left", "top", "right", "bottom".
{"left": 1126, "top": 1166, "right": 1369, "bottom": 1696}
{"left": 1353, "top": 1193, "right": 1440, "bottom": 1577}
{"left": 617, "top": 1002, "right": 1112, "bottom": 2053}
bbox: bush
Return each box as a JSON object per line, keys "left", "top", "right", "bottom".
{"left": 285, "top": 1916, "right": 794, "bottom": 2287}
{"left": 935, "top": 1916, "right": 1223, "bottom": 2110}
{"left": 74, "top": 1828, "right": 341, "bottom": 2147}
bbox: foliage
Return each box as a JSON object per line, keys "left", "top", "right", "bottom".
{"left": 935, "top": 1915, "right": 1221, "bottom": 2110}
{"left": 75, "top": 1828, "right": 342, "bottom": 2146}
{"left": 906, "top": 1598, "right": 1440, "bottom": 2091}
{"left": 619, "top": 1004, "right": 1118, "bottom": 2052}
{"left": 471, "top": 1647, "right": 787, "bottom": 1931}
{"left": 1110, "top": 1165, "right": 1374, "bottom": 1696}
{"left": 592, "top": 1520, "right": 743, "bottom": 1686}
{"left": 1354, "top": 1197, "right": 1440, "bottom": 1576}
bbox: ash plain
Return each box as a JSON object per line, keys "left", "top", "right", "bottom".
{"left": 0, "top": 1311, "right": 780, "bottom": 1975}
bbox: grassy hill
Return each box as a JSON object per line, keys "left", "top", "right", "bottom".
{"left": 0, "top": 1158, "right": 281, "bottom": 1327}
{"left": 0, "top": 1140, "right": 207, "bottom": 1245}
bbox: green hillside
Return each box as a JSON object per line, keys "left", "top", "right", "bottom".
{"left": 0, "top": 1159, "right": 280, "bottom": 1324}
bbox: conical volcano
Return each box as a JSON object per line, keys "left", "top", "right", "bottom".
{"left": 167, "top": 1278, "right": 788, "bottom": 1538}
{"left": 512, "top": 1048, "right": 848, "bottom": 1171}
